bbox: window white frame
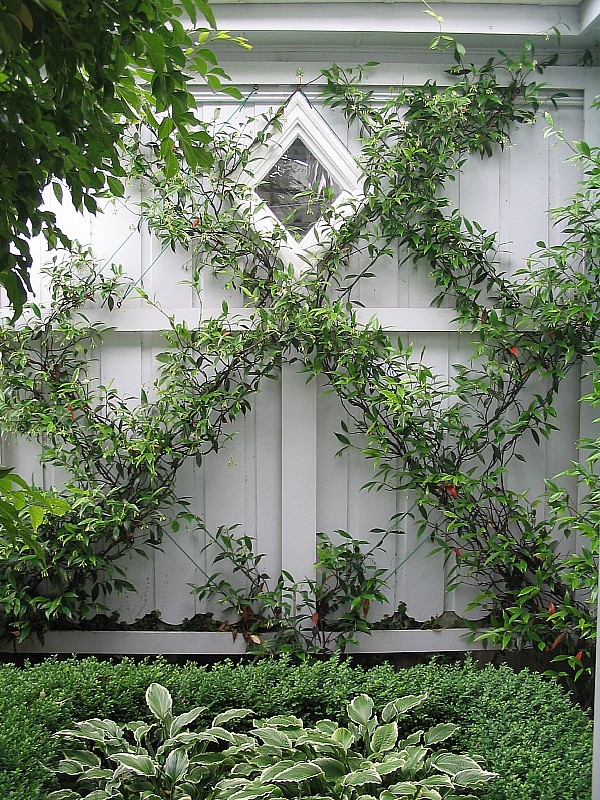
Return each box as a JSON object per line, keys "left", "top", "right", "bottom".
{"left": 239, "top": 92, "right": 362, "bottom": 273}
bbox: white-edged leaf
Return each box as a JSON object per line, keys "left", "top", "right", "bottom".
{"left": 315, "top": 719, "right": 337, "bottom": 734}
{"left": 418, "top": 789, "right": 442, "bottom": 800}
{"left": 81, "top": 791, "right": 111, "bottom": 800}
{"left": 348, "top": 694, "right": 374, "bottom": 726}
{"left": 371, "top": 722, "right": 398, "bottom": 753}
{"left": 312, "top": 757, "right": 347, "bottom": 780}
{"left": 56, "top": 759, "right": 86, "bottom": 775}
{"left": 170, "top": 707, "right": 206, "bottom": 735}
{"left": 252, "top": 727, "right": 292, "bottom": 748}
{"left": 454, "top": 768, "right": 498, "bottom": 787}
{"left": 418, "top": 774, "right": 453, "bottom": 788}
{"left": 332, "top": 727, "right": 354, "bottom": 749}
{"left": 259, "top": 714, "right": 304, "bottom": 729}
{"left": 112, "top": 752, "right": 157, "bottom": 776}
{"left": 127, "top": 721, "right": 153, "bottom": 744}
{"left": 260, "top": 760, "right": 296, "bottom": 782}
{"left": 47, "top": 791, "right": 79, "bottom": 799}
{"left": 375, "top": 758, "right": 405, "bottom": 776}
{"left": 212, "top": 708, "right": 254, "bottom": 727}
{"left": 431, "top": 753, "right": 482, "bottom": 775}
{"left": 164, "top": 748, "right": 189, "bottom": 783}
{"left": 62, "top": 749, "right": 100, "bottom": 768}
{"left": 404, "top": 745, "right": 427, "bottom": 772}
{"left": 228, "top": 783, "right": 277, "bottom": 800}
{"left": 423, "top": 723, "right": 459, "bottom": 746}
{"left": 146, "top": 683, "right": 173, "bottom": 721}
{"left": 343, "top": 768, "right": 382, "bottom": 787}
{"left": 266, "top": 762, "right": 324, "bottom": 783}
{"left": 206, "top": 726, "right": 238, "bottom": 744}
{"left": 386, "top": 695, "right": 426, "bottom": 719}
{"left": 387, "top": 780, "right": 418, "bottom": 796}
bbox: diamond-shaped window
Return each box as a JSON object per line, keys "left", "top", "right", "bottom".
{"left": 256, "top": 137, "right": 342, "bottom": 241}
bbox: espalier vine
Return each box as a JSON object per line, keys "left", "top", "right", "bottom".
{"left": 0, "top": 41, "right": 597, "bottom": 682}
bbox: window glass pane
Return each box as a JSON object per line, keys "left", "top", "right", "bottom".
{"left": 256, "top": 137, "right": 341, "bottom": 240}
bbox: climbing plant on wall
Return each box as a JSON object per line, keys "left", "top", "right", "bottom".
{"left": 0, "top": 41, "right": 597, "bottom": 677}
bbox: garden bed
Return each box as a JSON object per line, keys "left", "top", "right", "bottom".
{"left": 0, "top": 656, "right": 591, "bottom": 800}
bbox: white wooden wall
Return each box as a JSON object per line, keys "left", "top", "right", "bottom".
{"left": 2, "top": 64, "right": 597, "bottom": 628}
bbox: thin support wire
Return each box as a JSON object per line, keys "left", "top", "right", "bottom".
{"left": 98, "top": 229, "right": 136, "bottom": 275}
{"left": 120, "top": 243, "right": 169, "bottom": 303}
{"left": 163, "top": 529, "right": 211, "bottom": 583}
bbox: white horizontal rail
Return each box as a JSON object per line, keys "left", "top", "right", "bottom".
{"left": 55, "top": 307, "right": 461, "bottom": 332}
{"left": 0, "top": 629, "right": 499, "bottom": 655}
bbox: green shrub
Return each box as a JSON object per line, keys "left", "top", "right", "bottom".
{"left": 0, "top": 656, "right": 591, "bottom": 800}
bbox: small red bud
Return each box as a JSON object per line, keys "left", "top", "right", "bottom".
{"left": 548, "top": 601, "right": 556, "bottom": 615}
{"left": 446, "top": 484, "right": 458, "bottom": 499}
{"left": 575, "top": 650, "right": 584, "bottom": 661}
{"left": 509, "top": 346, "right": 519, "bottom": 356}
{"left": 191, "top": 218, "right": 200, "bottom": 228}
{"left": 453, "top": 548, "right": 462, "bottom": 558}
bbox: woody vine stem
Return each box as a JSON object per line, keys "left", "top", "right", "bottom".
{"left": 0, "top": 40, "right": 598, "bottom": 682}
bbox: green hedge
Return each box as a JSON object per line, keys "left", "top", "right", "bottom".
{"left": 0, "top": 656, "right": 591, "bottom": 800}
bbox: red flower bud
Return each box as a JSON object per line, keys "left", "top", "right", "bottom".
{"left": 191, "top": 218, "right": 200, "bottom": 228}
{"left": 509, "top": 346, "right": 519, "bottom": 356}
{"left": 453, "top": 548, "right": 462, "bottom": 558}
{"left": 548, "top": 601, "right": 556, "bottom": 615}
{"left": 575, "top": 650, "right": 584, "bottom": 661}
{"left": 446, "top": 484, "right": 458, "bottom": 498}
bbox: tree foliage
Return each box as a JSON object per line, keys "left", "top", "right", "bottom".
{"left": 0, "top": 0, "right": 244, "bottom": 317}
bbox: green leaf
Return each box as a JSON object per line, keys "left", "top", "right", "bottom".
{"left": 212, "top": 708, "right": 254, "bottom": 727}
{"left": 265, "top": 762, "right": 324, "bottom": 783}
{"left": 347, "top": 694, "right": 374, "bottom": 726}
{"left": 430, "top": 753, "right": 482, "bottom": 776}
{"left": 423, "top": 723, "right": 459, "bottom": 745}
{"left": 112, "top": 752, "right": 157, "bottom": 776}
{"left": 343, "top": 768, "right": 382, "bottom": 787}
{"left": 28, "top": 505, "right": 46, "bottom": 532}
{"left": 454, "top": 768, "right": 497, "bottom": 787}
{"left": 252, "top": 727, "right": 292, "bottom": 749}
{"left": 332, "top": 727, "right": 354, "bottom": 749}
{"left": 170, "top": 707, "right": 206, "bottom": 736}
{"left": 146, "top": 683, "right": 173, "bottom": 722}
{"left": 387, "top": 781, "right": 418, "bottom": 797}
{"left": 164, "top": 748, "right": 189, "bottom": 783}
{"left": 382, "top": 695, "right": 426, "bottom": 721}
{"left": 371, "top": 722, "right": 398, "bottom": 753}
{"left": 312, "top": 758, "right": 347, "bottom": 780}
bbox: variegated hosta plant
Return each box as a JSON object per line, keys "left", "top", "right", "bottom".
{"left": 49, "top": 686, "right": 496, "bottom": 800}
{"left": 48, "top": 682, "right": 257, "bottom": 800}
{"left": 215, "top": 693, "right": 496, "bottom": 800}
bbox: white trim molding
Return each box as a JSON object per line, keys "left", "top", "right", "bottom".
{"left": 237, "top": 92, "right": 363, "bottom": 273}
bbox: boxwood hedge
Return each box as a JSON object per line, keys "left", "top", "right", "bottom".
{"left": 0, "top": 655, "right": 591, "bottom": 800}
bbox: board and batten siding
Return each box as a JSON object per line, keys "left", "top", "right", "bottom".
{"left": 1, "top": 66, "right": 596, "bottom": 633}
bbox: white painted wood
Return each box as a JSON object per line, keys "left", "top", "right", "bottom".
{"left": 0, "top": 628, "right": 500, "bottom": 655}
{"left": 281, "top": 362, "right": 317, "bottom": 591}
{"left": 212, "top": 3, "right": 581, "bottom": 39}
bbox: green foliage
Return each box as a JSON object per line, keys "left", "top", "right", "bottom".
{"left": 193, "top": 527, "right": 389, "bottom": 655}
{"left": 0, "top": 0, "right": 247, "bottom": 316}
{"left": 0, "top": 468, "right": 70, "bottom": 641}
{"left": 0, "top": 657, "right": 591, "bottom": 800}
